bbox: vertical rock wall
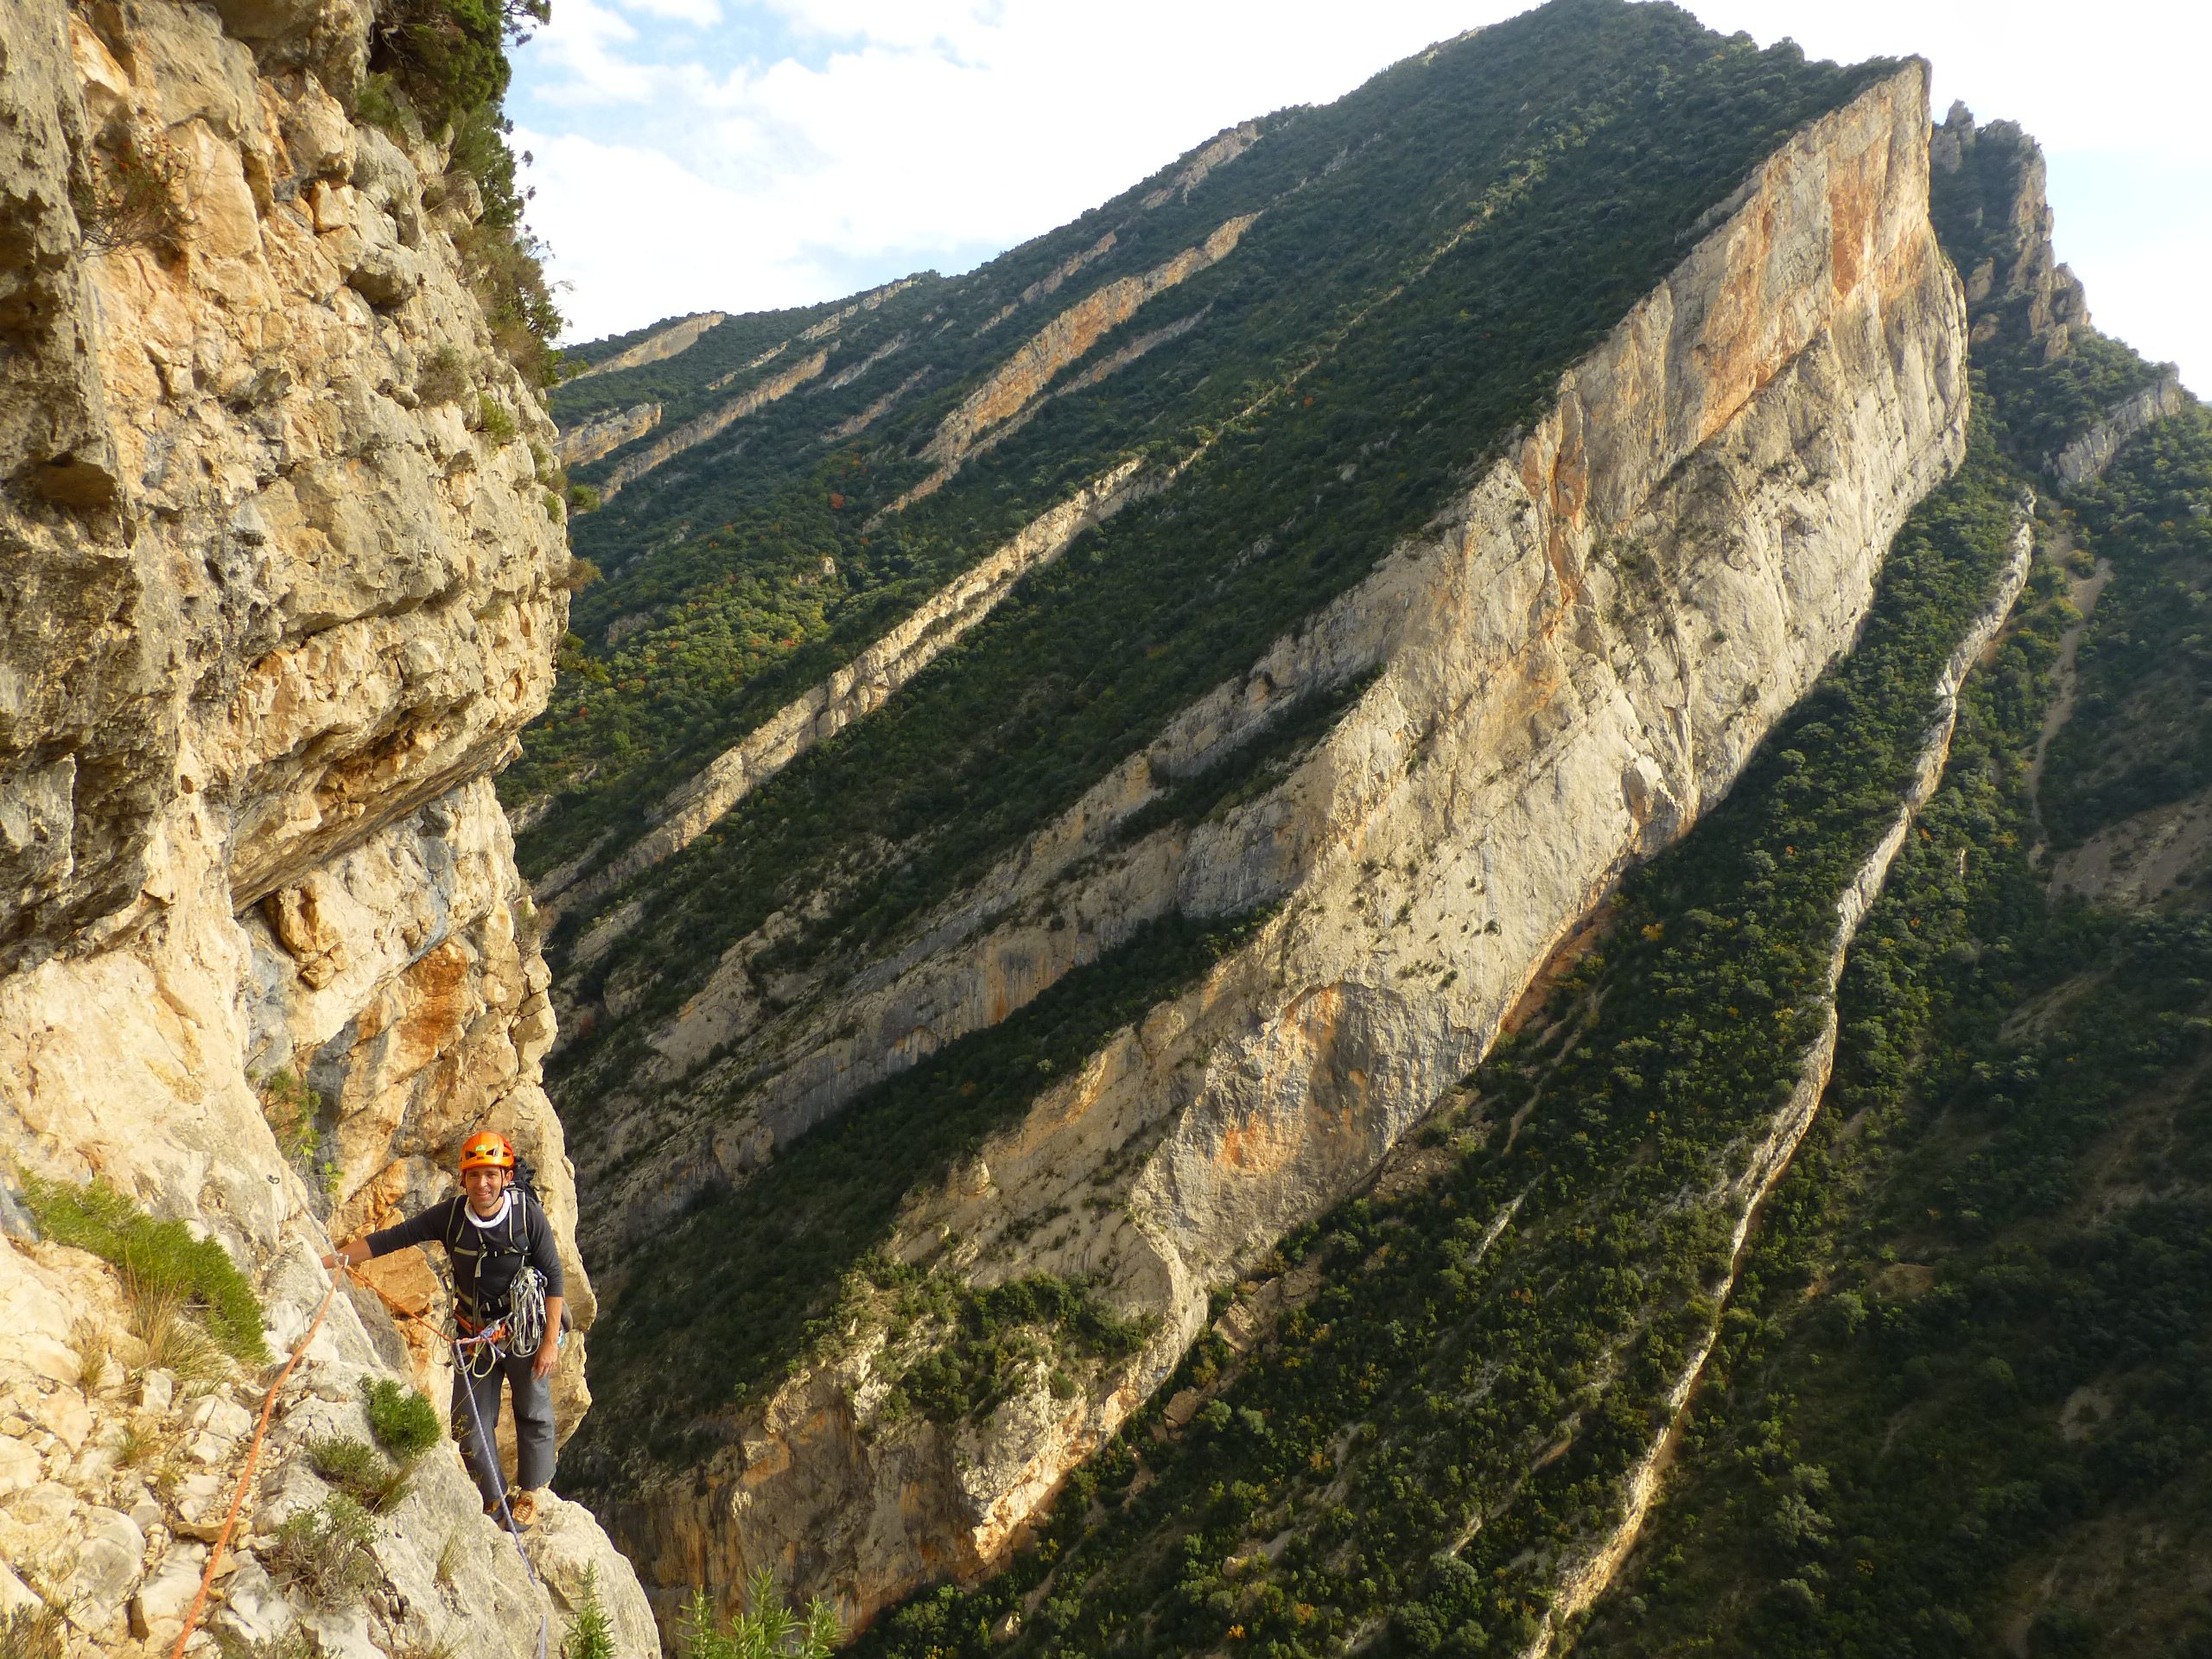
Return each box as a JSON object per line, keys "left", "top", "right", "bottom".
{"left": 0, "top": 1, "right": 651, "bottom": 1652}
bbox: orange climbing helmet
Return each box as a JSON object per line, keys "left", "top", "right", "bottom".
{"left": 458, "top": 1130, "right": 517, "bottom": 1173}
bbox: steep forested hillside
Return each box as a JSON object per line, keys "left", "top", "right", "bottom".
{"left": 833, "top": 118, "right": 2210, "bottom": 1659}
{"left": 845, "top": 394, "right": 2212, "bottom": 1659}
{"left": 512, "top": 0, "right": 1883, "bottom": 907}
{"left": 513, "top": 3, "right": 2206, "bottom": 1649}
{"left": 538, "top": 0, "right": 1910, "bottom": 1497}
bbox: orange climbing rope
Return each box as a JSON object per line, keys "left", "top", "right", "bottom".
{"left": 166, "top": 1267, "right": 340, "bottom": 1659}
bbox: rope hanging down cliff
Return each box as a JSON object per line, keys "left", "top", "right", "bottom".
{"left": 164, "top": 1262, "right": 552, "bottom": 1659}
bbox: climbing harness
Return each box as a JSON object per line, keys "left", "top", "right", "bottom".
{"left": 442, "top": 1185, "right": 548, "bottom": 1361}
{"left": 454, "top": 1262, "right": 546, "bottom": 1379}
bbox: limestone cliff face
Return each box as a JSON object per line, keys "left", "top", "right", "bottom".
{"left": 598, "top": 348, "right": 828, "bottom": 500}
{"left": 600, "top": 64, "right": 1968, "bottom": 1628}
{"left": 2051, "top": 370, "right": 2187, "bottom": 487}
{"left": 558, "top": 399, "right": 661, "bottom": 467}
{"left": 0, "top": 2, "right": 651, "bottom": 1653}
{"left": 568, "top": 310, "right": 725, "bottom": 383}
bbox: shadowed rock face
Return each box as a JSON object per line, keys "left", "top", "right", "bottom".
{"left": 578, "top": 59, "right": 1969, "bottom": 1633}
{"left": 0, "top": 1, "right": 653, "bottom": 1652}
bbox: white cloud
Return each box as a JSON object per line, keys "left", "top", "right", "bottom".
{"left": 512, "top": 0, "right": 2209, "bottom": 391}
{"left": 625, "top": 0, "right": 723, "bottom": 22}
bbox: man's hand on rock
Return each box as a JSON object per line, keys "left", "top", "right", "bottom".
{"left": 321, "top": 1239, "right": 369, "bottom": 1271}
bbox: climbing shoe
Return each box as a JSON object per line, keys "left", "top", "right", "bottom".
{"left": 506, "top": 1488, "right": 541, "bottom": 1529}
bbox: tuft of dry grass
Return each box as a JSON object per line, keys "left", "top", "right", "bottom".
{"left": 126, "top": 1275, "right": 228, "bottom": 1390}
{"left": 435, "top": 1527, "right": 464, "bottom": 1590}
{"left": 148, "top": 1447, "right": 185, "bottom": 1504}
{"left": 67, "top": 1319, "right": 112, "bottom": 1395}
{"left": 114, "top": 1419, "right": 159, "bottom": 1470}
{"left": 0, "top": 1601, "right": 68, "bottom": 1659}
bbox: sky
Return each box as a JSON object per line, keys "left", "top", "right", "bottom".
{"left": 506, "top": 0, "right": 2209, "bottom": 393}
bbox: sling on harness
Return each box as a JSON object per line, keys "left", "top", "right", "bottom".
{"left": 455, "top": 1262, "right": 548, "bottom": 1376}
{"left": 442, "top": 1185, "right": 554, "bottom": 1372}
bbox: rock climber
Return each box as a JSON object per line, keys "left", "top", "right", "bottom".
{"left": 321, "top": 1129, "right": 564, "bottom": 1529}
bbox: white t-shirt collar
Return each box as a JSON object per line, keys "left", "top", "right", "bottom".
{"left": 462, "top": 1191, "right": 513, "bottom": 1230}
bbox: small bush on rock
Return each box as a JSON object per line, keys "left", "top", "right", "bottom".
{"left": 561, "top": 1567, "right": 617, "bottom": 1659}
{"left": 307, "top": 1434, "right": 411, "bottom": 1514}
{"left": 268, "top": 1496, "right": 380, "bottom": 1609}
{"left": 676, "top": 1568, "right": 837, "bottom": 1658}
{"left": 365, "top": 1377, "right": 442, "bottom": 1460}
{"left": 22, "top": 1174, "right": 266, "bottom": 1364}
{"left": 417, "top": 345, "right": 473, "bottom": 404}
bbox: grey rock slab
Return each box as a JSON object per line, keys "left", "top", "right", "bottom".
{"left": 61, "top": 1504, "right": 144, "bottom": 1630}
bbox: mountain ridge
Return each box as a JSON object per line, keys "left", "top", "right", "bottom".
{"left": 522, "top": 7, "right": 1997, "bottom": 1632}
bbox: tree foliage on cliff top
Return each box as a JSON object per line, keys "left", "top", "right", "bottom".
{"left": 360, "top": 0, "right": 564, "bottom": 385}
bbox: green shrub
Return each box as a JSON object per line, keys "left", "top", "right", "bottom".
{"left": 22, "top": 1174, "right": 266, "bottom": 1364}
{"left": 566, "top": 483, "right": 602, "bottom": 514}
{"left": 352, "top": 72, "right": 414, "bottom": 142}
{"left": 366, "top": 0, "right": 543, "bottom": 134}
{"left": 416, "top": 344, "right": 472, "bottom": 405}
{"left": 478, "top": 393, "right": 518, "bottom": 443}
{"left": 676, "top": 1569, "right": 837, "bottom": 1659}
{"left": 363, "top": 1377, "right": 442, "bottom": 1461}
{"left": 256, "top": 1069, "right": 322, "bottom": 1169}
{"left": 562, "top": 1567, "right": 618, "bottom": 1659}
{"left": 306, "top": 1434, "right": 411, "bottom": 1514}
{"left": 267, "top": 1496, "right": 379, "bottom": 1609}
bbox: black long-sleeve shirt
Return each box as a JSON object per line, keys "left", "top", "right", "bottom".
{"left": 365, "top": 1192, "right": 563, "bottom": 1331}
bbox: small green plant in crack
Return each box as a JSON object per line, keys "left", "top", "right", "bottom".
{"left": 256, "top": 1069, "right": 323, "bottom": 1171}
{"left": 477, "top": 392, "right": 518, "bottom": 442}
{"left": 676, "top": 1567, "right": 838, "bottom": 1659}
{"left": 560, "top": 1566, "right": 618, "bottom": 1659}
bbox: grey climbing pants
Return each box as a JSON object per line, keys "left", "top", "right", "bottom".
{"left": 452, "top": 1344, "right": 556, "bottom": 1505}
